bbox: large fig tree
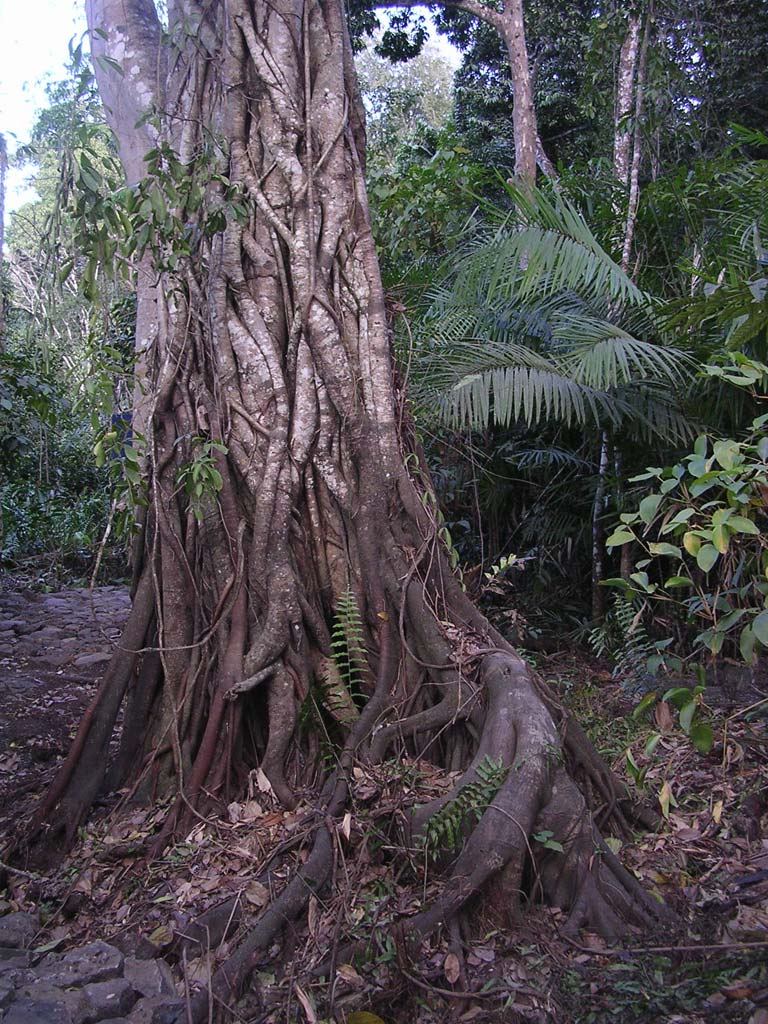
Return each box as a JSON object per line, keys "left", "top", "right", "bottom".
{"left": 26, "top": 0, "right": 672, "bottom": 1012}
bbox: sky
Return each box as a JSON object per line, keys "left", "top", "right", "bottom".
{"left": 0, "top": 0, "right": 86, "bottom": 212}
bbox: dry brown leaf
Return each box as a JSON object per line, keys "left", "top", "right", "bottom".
{"left": 245, "top": 881, "right": 269, "bottom": 907}
{"left": 444, "top": 952, "right": 460, "bottom": 985}
{"left": 749, "top": 1009, "right": 768, "bottom": 1024}
{"left": 341, "top": 812, "right": 352, "bottom": 841}
{"left": 294, "top": 983, "right": 317, "bottom": 1023}
{"left": 655, "top": 701, "right": 674, "bottom": 732}
{"left": 336, "top": 963, "right": 363, "bottom": 986}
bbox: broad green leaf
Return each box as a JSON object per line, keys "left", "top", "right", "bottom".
{"left": 683, "top": 532, "right": 701, "bottom": 556}
{"left": 712, "top": 523, "right": 730, "bottom": 554}
{"left": 696, "top": 544, "right": 719, "bottom": 572}
{"left": 639, "top": 493, "right": 662, "bottom": 525}
{"left": 644, "top": 732, "right": 662, "bottom": 757}
{"left": 649, "top": 542, "right": 682, "bottom": 558}
{"left": 663, "top": 686, "right": 693, "bottom": 709}
{"left": 606, "top": 529, "right": 635, "bottom": 547}
{"left": 740, "top": 624, "right": 756, "bottom": 664}
{"left": 679, "top": 701, "right": 696, "bottom": 734}
{"left": 689, "top": 722, "right": 714, "bottom": 755}
{"left": 664, "top": 575, "right": 690, "bottom": 588}
{"left": 728, "top": 516, "right": 760, "bottom": 535}
{"left": 752, "top": 610, "right": 768, "bottom": 645}
{"left": 632, "top": 692, "right": 657, "bottom": 719}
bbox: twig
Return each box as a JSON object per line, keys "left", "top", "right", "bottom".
{"left": 561, "top": 936, "right": 768, "bottom": 956}
{"left": 0, "top": 858, "right": 48, "bottom": 882}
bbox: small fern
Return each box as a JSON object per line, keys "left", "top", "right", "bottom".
{"left": 318, "top": 588, "right": 367, "bottom": 724}
{"left": 420, "top": 756, "right": 508, "bottom": 860}
{"left": 589, "top": 596, "right": 657, "bottom": 689}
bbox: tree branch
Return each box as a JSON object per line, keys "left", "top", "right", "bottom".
{"left": 374, "top": 0, "right": 503, "bottom": 33}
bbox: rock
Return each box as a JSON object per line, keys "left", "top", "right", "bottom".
{"left": 123, "top": 959, "right": 175, "bottom": 999}
{"left": 31, "top": 653, "right": 71, "bottom": 668}
{"left": 0, "top": 978, "right": 15, "bottom": 1009}
{"left": 39, "top": 941, "right": 124, "bottom": 988}
{"left": 0, "top": 947, "right": 32, "bottom": 964}
{"left": 73, "top": 654, "right": 113, "bottom": 668}
{"left": 80, "top": 978, "right": 137, "bottom": 1023}
{"left": 13, "top": 980, "right": 86, "bottom": 1021}
{"left": 126, "top": 996, "right": 185, "bottom": 1024}
{"left": 0, "top": 912, "right": 38, "bottom": 949}
{"left": 3, "top": 996, "right": 76, "bottom": 1023}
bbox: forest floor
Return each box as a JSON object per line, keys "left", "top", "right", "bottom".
{"left": 0, "top": 583, "right": 767, "bottom": 1023}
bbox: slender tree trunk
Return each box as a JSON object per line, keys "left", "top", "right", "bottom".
{"left": 16, "top": 0, "right": 673, "bottom": 1012}
{"left": 621, "top": 11, "right": 651, "bottom": 274}
{"left": 501, "top": 0, "right": 538, "bottom": 185}
{"left": 591, "top": 430, "right": 610, "bottom": 622}
{"left": 614, "top": 14, "right": 641, "bottom": 188}
{"left": 0, "top": 133, "right": 7, "bottom": 347}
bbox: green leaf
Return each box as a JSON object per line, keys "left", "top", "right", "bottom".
{"left": 740, "top": 625, "right": 756, "bottom": 664}
{"left": 639, "top": 493, "right": 663, "bottom": 525}
{"left": 679, "top": 701, "right": 696, "bottom": 735}
{"left": 752, "top": 610, "right": 768, "bottom": 645}
{"left": 632, "top": 692, "right": 657, "bottom": 719}
{"left": 683, "top": 532, "right": 701, "bottom": 556}
{"left": 689, "top": 722, "right": 714, "bottom": 755}
{"left": 644, "top": 733, "right": 662, "bottom": 757}
{"left": 649, "top": 542, "right": 682, "bottom": 558}
{"left": 606, "top": 529, "right": 635, "bottom": 547}
{"left": 712, "top": 523, "right": 730, "bottom": 554}
{"left": 696, "top": 544, "right": 719, "bottom": 572}
{"left": 664, "top": 575, "right": 690, "bottom": 588}
{"left": 728, "top": 515, "right": 760, "bottom": 535}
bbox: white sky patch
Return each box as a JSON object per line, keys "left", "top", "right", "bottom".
{"left": 0, "top": 0, "right": 86, "bottom": 213}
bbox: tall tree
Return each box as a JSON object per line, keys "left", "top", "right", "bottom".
{"left": 23, "top": 0, "right": 671, "bottom": 1012}
{"left": 377, "top": 0, "right": 548, "bottom": 182}
{"left": 0, "top": 133, "right": 7, "bottom": 345}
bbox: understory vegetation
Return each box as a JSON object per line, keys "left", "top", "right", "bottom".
{"left": 0, "top": 1, "right": 766, "bottom": 1022}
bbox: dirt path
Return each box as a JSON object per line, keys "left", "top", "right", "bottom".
{"left": 0, "top": 586, "right": 130, "bottom": 835}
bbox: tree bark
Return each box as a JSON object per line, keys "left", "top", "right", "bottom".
{"left": 17, "top": 0, "right": 673, "bottom": 1012}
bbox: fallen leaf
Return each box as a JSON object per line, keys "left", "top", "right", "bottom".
{"left": 341, "top": 812, "right": 352, "bottom": 841}
{"left": 148, "top": 924, "right": 174, "bottom": 947}
{"left": 294, "top": 983, "right": 317, "bottom": 1023}
{"left": 336, "top": 963, "right": 363, "bottom": 986}
{"left": 712, "top": 799, "right": 724, "bottom": 824}
{"left": 749, "top": 1009, "right": 768, "bottom": 1024}
{"left": 722, "top": 982, "right": 754, "bottom": 1000}
{"left": 347, "top": 1014, "right": 386, "bottom": 1024}
{"left": 655, "top": 701, "right": 674, "bottom": 732}
{"left": 444, "top": 952, "right": 460, "bottom": 984}
{"left": 245, "top": 881, "right": 269, "bottom": 907}
{"left": 255, "top": 767, "right": 274, "bottom": 794}
{"left": 659, "top": 780, "right": 672, "bottom": 819}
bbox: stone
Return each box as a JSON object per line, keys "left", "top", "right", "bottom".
{"left": 3, "top": 997, "right": 75, "bottom": 1024}
{"left": 123, "top": 959, "right": 175, "bottom": 999}
{"left": 0, "top": 947, "right": 32, "bottom": 964}
{"left": 73, "top": 654, "right": 113, "bottom": 668}
{"left": 80, "top": 978, "right": 137, "bottom": 1023}
{"left": 126, "top": 996, "right": 185, "bottom": 1024}
{"left": 14, "top": 980, "right": 86, "bottom": 1022}
{"left": 0, "top": 912, "right": 38, "bottom": 949}
{"left": 39, "top": 941, "right": 124, "bottom": 989}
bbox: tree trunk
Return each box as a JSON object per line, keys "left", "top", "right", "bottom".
{"left": 502, "top": 0, "right": 538, "bottom": 185}
{"left": 0, "top": 133, "right": 7, "bottom": 346}
{"left": 19, "top": 0, "right": 673, "bottom": 1013}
